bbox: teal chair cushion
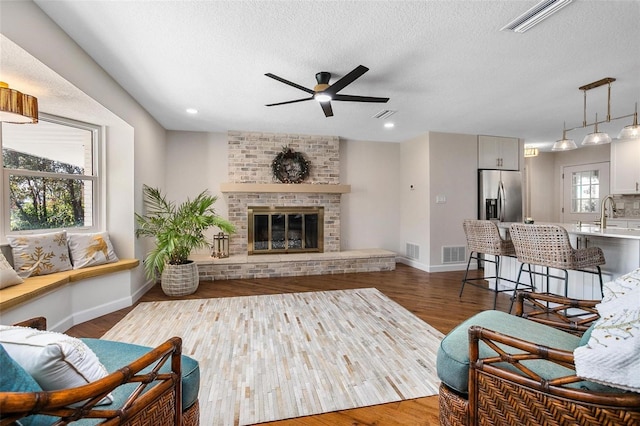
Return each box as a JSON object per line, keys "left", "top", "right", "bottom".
{"left": 0, "top": 344, "right": 56, "bottom": 426}
{"left": 436, "top": 310, "right": 613, "bottom": 394}
{"left": 82, "top": 338, "right": 200, "bottom": 410}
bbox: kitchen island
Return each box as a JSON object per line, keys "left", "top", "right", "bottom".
{"left": 486, "top": 222, "right": 640, "bottom": 300}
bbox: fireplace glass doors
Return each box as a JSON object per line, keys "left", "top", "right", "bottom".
{"left": 248, "top": 206, "right": 324, "bottom": 255}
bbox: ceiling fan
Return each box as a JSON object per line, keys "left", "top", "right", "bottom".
{"left": 265, "top": 65, "right": 389, "bottom": 117}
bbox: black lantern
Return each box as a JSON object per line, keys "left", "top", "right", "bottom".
{"left": 211, "top": 232, "right": 229, "bottom": 258}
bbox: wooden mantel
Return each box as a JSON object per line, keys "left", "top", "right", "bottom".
{"left": 220, "top": 183, "right": 351, "bottom": 194}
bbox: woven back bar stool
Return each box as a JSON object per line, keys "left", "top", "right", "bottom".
{"left": 508, "top": 223, "right": 605, "bottom": 312}
{"left": 460, "top": 220, "right": 523, "bottom": 310}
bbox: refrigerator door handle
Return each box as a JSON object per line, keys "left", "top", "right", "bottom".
{"left": 498, "top": 181, "right": 506, "bottom": 221}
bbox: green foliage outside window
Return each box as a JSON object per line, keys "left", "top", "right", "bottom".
{"left": 3, "top": 148, "right": 86, "bottom": 231}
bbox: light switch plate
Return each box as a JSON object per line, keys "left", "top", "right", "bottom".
{"left": 436, "top": 195, "right": 446, "bottom": 204}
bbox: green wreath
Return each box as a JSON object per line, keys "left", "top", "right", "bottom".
{"left": 272, "top": 146, "right": 310, "bottom": 184}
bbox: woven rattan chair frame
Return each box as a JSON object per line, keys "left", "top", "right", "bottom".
{"left": 460, "top": 220, "right": 523, "bottom": 310}
{"left": 508, "top": 223, "right": 605, "bottom": 312}
{"left": 438, "top": 293, "right": 640, "bottom": 426}
{"left": 1, "top": 317, "right": 199, "bottom": 426}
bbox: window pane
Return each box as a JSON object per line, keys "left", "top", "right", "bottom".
{"left": 570, "top": 169, "right": 600, "bottom": 215}
{"left": 9, "top": 174, "right": 92, "bottom": 231}
{"left": 2, "top": 120, "right": 92, "bottom": 175}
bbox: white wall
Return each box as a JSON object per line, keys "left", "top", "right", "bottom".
{"left": 165, "top": 131, "right": 230, "bottom": 255}
{"left": 524, "top": 152, "right": 555, "bottom": 221}
{"left": 428, "top": 132, "right": 478, "bottom": 271}
{"left": 525, "top": 144, "right": 610, "bottom": 222}
{"left": 340, "top": 139, "right": 401, "bottom": 252}
{"left": 1, "top": 1, "right": 168, "bottom": 296}
{"left": 399, "top": 133, "right": 430, "bottom": 269}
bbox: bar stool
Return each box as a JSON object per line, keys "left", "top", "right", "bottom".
{"left": 460, "top": 220, "right": 523, "bottom": 310}
{"left": 508, "top": 223, "right": 605, "bottom": 312}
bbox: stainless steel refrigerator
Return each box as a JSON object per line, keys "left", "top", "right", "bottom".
{"left": 478, "top": 170, "right": 523, "bottom": 222}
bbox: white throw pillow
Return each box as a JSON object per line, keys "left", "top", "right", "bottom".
{"left": 7, "top": 231, "right": 72, "bottom": 278}
{"left": 67, "top": 232, "right": 119, "bottom": 269}
{"left": 0, "top": 251, "right": 24, "bottom": 288}
{"left": 601, "top": 267, "right": 640, "bottom": 303}
{"left": 0, "top": 325, "right": 113, "bottom": 405}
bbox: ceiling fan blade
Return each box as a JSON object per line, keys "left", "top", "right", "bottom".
{"left": 325, "top": 65, "right": 369, "bottom": 96}
{"left": 320, "top": 101, "right": 333, "bottom": 117}
{"left": 332, "top": 94, "right": 389, "bottom": 103}
{"left": 265, "top": 73, "right": 315, "bottom": 95}
{"left": 265, "top": 96, "right": 314, "bottom": 107}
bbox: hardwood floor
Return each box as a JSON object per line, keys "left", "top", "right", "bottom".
{"left": 66, "top": 264, "right": 507, "bottom": 426}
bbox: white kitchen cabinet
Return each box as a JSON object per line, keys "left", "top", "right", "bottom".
{"left": 611, "top": 137, "right": 640, "bottom": 194}
{"left": 478, "top": 135, "right": 520, "bottom": 170}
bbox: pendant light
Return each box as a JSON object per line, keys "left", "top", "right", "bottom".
{"left": 0, "top": 81, "right": 38, "bottom": 124}
{"left": 582, "top": 113, "right": 611, "bottom": 146}
{"left": 559, "top": 77, "right": 639, "bottom": 149}
{"left": 552, "top": 123, "right": 577, "bottom": 151}
{"left": 618, "top": 103, "right": 640, "bottom": 141}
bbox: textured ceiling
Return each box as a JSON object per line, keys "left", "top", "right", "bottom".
{"left": 15, "top": 1, "right": 640, "bottom": 148}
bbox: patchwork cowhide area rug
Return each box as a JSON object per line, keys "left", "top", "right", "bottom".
{"left": 102, "top": 288, "right": 444, "bottom": 425}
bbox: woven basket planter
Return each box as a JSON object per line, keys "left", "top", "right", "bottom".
{"left": 161, "top": 261, "right": 199, "bottom": 296}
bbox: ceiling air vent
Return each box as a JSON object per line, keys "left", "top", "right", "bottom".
{"left": 372, "top": 109, "right": 397, "bottom": 120}
{"left": 500, "top": 0, "right": 573, "bottom": 33}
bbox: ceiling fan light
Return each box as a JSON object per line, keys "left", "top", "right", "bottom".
{"left": 552, "top": 138, "right": 577, "bottom": 151}
{"left": 314, "top": 93, "right": 331, "bottom": 103}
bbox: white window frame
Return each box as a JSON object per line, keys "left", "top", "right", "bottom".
{"left": 1, "top": 113, "right": 101, "bottom": 238}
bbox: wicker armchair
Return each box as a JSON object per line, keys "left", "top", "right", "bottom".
{"left": 438, "top": 292, "right": 640, "bottom": 426}
{"left": 0, "top": 317, "right": 200, "bottom": 426}
{"left": 460, "top": 220, "right": 522, "bottom": 309}
{"left": 508, "top": 223, "right": 605, "bottom": 311}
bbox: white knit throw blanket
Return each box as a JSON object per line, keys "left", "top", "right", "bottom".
{"left": 574, "top": 269, "right": 640, "bottom": 393}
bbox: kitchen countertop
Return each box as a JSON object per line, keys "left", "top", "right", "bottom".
{"left": 497, "top": 222, "right": 640, "bottom": 240}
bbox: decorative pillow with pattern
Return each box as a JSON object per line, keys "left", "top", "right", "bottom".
{"left": 67, "top": 232, "right": 119, "bottom": 269}
{"left": 7, "top": 232, "right": 72, "bottom": 278}
{"left": 1, "top": 251, "right": 24, "bottom": 288}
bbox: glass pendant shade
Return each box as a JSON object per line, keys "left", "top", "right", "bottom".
{"left": 582, "top": 131, "right": 612, "bottom": 145}
{"left": 552, "top": 127, "right": 577, "bottom": 151}
{"left": 552, "top": 138, "right": 577, "bottom": 151}
{"left": 581, "top": 114, "right": 611, "bottom": 146}
{"left": 618, "top": 124, "right": 640, "bottom": 141}
{"left": 618, "top": 108, "right": 639, "bottom": 141}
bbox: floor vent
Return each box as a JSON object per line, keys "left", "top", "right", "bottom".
{"left": 406, "top": 243, "right": 420, "bottom": 260}
{"left": 442, "top": 246, "right": 466, "bottom": 263}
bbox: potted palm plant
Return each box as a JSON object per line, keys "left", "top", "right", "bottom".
{"left": 135, "top": 184, "right": 235, "bottom": 296}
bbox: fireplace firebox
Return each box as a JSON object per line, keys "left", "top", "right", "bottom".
{"left": 247, "top": 206, "right": 324, "bottom": 255}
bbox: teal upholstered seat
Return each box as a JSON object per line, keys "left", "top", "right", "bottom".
{"left": 436, "top": 310, "right": 612, "bottom": 394}
{"left": 82, "top": 338, "right": 200, "bottom": 410}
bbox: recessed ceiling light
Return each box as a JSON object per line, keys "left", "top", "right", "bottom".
{"left": 186, "top": 108, "right": 198, "bottom": 114}
{"left": 384, "top": 122, "right": 395, "bottom": 128}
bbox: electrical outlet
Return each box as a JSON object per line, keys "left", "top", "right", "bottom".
{"left": 436, "top": 195, "right": 446, "bottom": 204}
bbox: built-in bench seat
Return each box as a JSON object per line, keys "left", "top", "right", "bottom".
{"left": 0, "top": 259, "right": 139, "bottom": 331}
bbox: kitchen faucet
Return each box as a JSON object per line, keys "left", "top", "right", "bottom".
{"left": 598, "top": 195, "right": 617, "bottom": 229}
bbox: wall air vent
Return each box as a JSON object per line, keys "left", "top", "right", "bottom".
{"left": 442, "top": 246, "right": 466, "bottom": 264}
{"left": 500, "top": 0, "right": 573, "bottom": 33}
{"left": 406, "top": 243, "right": 420, "bottom": 260}
{"left": 372, "top": 109, "right": 397, "bottom": 120}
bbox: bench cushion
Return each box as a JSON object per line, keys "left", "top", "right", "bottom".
{"left": 436, "top": 310, "right": 611, "bottom": 394}
{"left": 82, "top": 338, "right": 200, "bottom": 410}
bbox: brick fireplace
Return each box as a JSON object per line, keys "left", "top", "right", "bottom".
{"left": 192, "top": 130, "right": 396, "bottom": 280}
{"left": 224, "top": 131, "right": 343, "bottom": 255}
